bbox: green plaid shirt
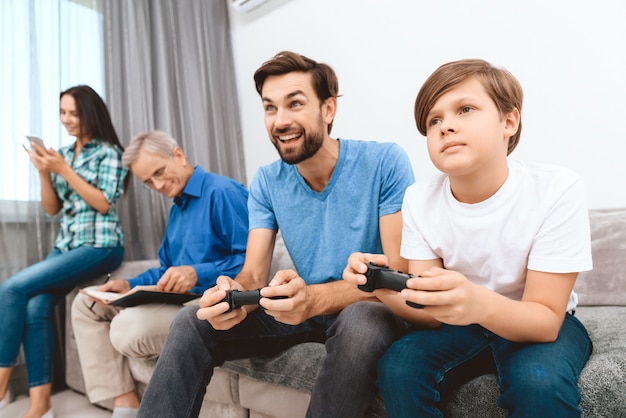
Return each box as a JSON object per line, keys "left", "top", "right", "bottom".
{"left": 51, "top": 138, "right": 127, "bottom": 252}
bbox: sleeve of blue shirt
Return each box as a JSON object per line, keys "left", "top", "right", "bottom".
{"left": 190, "top": 184, "right": 248, "bottom": 292}
{"left": 126, "top": 244, "right": 170, "bottom": 288}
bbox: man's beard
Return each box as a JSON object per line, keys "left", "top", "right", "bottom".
{"left": 273, "top": 119, "right": 324, "bottom": 165}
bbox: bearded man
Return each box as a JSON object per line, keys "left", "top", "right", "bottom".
{"left": 138, "top": 51, "right": 415, "bottom": 418}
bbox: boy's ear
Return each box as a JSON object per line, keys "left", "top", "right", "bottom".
{"left": 504, "top": 108, "right": 521, "bottom": 137}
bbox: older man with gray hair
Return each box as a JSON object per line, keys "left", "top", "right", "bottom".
{"left": 71, "top": 130, "right": 249, "bottom": 418}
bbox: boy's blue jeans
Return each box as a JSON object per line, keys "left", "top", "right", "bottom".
{"left": 378, "top": 314, "right": 592, "bottom": 417}
{"left": 0, "top": 245, "right": 123, "bottom": 387}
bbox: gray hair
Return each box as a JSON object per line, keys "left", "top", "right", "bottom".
{"left": 122, "top": 130, "right": 179, "bottom": 167}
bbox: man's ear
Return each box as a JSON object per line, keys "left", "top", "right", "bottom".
{"left": 173, "top": 146, "right": 188, "bottom": 166}
{"left": 322, "top": 96, "right": 337, "bottom": 126}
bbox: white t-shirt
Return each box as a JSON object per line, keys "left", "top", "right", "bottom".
{"left": 401, "top": 159, "right": 592, "bottom": 312}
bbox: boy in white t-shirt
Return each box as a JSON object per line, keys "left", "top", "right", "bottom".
{"left": 344, "top": 59, "right": 592, "bottom": 416}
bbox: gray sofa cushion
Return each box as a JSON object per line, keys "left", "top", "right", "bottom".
{"left": 576, "top": 306, "right": 626, "bottom": 416}
{"left": 220, "top": 305, "right": 626, "bottom": 417}
{"left": 222, "top": 343, "right": 324, "bottom": 393}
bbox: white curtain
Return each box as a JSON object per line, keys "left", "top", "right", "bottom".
{"left": 103, "top": 0, "right": 247, "bottom": 261}
{"left": 0, "top": 0, "right": 105, "bottom": 280}
{"left": 0, "top": 0, "right": 105, "bottom": 394}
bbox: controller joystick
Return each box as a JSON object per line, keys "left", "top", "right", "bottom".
{"left": 358, "top": 262, "right": 424, "bottom": 309}
{"left": 221, "top": 289, "right": 286, "bottom": 313}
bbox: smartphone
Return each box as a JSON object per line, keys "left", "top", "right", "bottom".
{"left": 26, "top": 136, "right": 46, "bottom": 155}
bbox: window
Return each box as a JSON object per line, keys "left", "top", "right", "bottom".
{"left": 0, "top": 0, "right": 104, "bottom": 201}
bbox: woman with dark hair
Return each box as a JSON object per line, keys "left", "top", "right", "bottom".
{"left": 0, "top": 85, "right": 127, "bottom": 418}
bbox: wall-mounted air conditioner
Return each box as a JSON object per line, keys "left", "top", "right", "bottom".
{"left": 230, "top": 0, "right": 273, "bottom": 15}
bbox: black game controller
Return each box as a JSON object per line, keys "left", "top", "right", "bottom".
{"left": 358, "top": 262, "right": 424, "bottom": 309}
{"left": 221, "top": 289, "right": 286, "bottom": 313}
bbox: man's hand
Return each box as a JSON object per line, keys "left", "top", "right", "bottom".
{"left": 259, "top": 269, "right": 309, "bottom": 325}
{"left": 197, "top": 276, "right": 248, "bottom": 330}
{"left": 97, "top": 279, "right": 131, "bottom": 294}
{"left": 157, "top": 266, "right": 198, "bottom": 293}
{"left": 342, "top": 252, "right": 390, "bottom": 286}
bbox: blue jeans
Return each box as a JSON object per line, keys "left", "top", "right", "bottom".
{"left": 137, "top": 301, "right": 410, "bottom": 418}
{"left": 0, "top": 245, "right": 123, "bottom": 387}
{"left": 378, "top": 314, "right": 592, "bottom": 417}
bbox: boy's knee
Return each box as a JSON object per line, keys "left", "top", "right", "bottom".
{"left": 377, "top": 353, "right": 408, "bottom": 386}
{"left": 500, "top": 363, "right": 581, "bottom": 414}
{"left": 507, "top": 364, "right": 568, "bottom": 395}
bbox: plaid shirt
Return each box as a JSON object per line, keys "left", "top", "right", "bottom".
{"left": 51, "top": 138, "right": 127, "bottom": 252}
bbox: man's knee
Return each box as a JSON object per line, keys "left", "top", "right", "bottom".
{"left": 71, "top": 292, "right": 91, "bottom": 318}
{"left": 110, "top": 306, "right": 177, "bottom": 359}
{"left": 173, "top": 304, "right": 201, "bottom": 327}
{"left": 337, "top": 302, "right": 405, "bottom": 338}
{"left": 329, "top": 302, "right": 406, "bottom": 356}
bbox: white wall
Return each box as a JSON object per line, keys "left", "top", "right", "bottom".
{"left": 228, "top": 0, "right": 626, "bottom": 209}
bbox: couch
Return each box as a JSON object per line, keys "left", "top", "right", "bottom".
{"left": 65, "top": 208, "right": 626, "bottom": 417}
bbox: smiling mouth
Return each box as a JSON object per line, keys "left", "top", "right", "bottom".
{"left": 277, "top": 133, "right": 302, "bottom": 144}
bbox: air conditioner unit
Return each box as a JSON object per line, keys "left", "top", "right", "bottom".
{"left": 230, "top": 0, "right": 273, "bottom": 15}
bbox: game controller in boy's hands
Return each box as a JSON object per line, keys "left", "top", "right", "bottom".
{"left": 358, "top": 262, "right": 424, "bottom": 309}
{"left": 221, "top": 289, "right": 287, "bottom": 313}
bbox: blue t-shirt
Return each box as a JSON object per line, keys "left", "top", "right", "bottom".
{"left": 248, "top": 139, "right": 414, "bottom": 284}
{"left": 128, "top": 166, "right": 249, "bottom": 294}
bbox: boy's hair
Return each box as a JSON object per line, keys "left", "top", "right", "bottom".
{"left": 253, "top": 51, "right": 339, "bottom": 134}
{"left": 122, "top": 130, "right": 179, "bottom": 168}
{"left": 414, "top": 59, "right": 523, "bottom": 155}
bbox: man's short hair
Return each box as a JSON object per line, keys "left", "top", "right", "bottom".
{"left": 122, "top": 130, "right": 179, "bottom": 168}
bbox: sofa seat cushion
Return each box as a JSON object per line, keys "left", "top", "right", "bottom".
{"left": 575, "top": 306, "right": 626, "bottom": 416}
{"left": 237, "top": 374, "right": 311, "bottom": 418}
{"left": 221, "top": 343, "right": 324, "bottom": 394}
{"left": 218, "top": 306, "right": 625, "bottom": 418}
{"left": 221, "top": 343, "right": 386, "bottom": 417}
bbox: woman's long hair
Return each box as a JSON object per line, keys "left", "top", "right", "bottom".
{"left": 60, "top": 85, "right": 130, "bottom": 192}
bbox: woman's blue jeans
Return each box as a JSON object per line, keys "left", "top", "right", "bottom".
{"left": 0, "top": 245, "right": 123, "bottom": 387}
{"left": 378, "top": 314, "right": 592, "bottom": 417}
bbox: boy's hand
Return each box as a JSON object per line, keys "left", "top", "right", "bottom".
{"left": 196, "top": 276, "right": 249, "bottom": 330}
{"left": 342, "top": 252, "right": 389, "bottom": 286}
{"left": 403, "top": 267, "right": 484, "bottom": 325}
